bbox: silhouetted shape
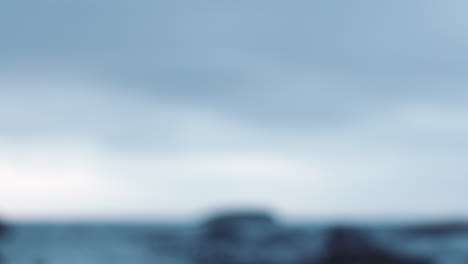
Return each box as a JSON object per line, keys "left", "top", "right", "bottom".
{"left": 313, "top": 226, "right": 431, "bottom": 264}
{"left": 192, "top": 211, "right": 306, "bottom": 264}
{"left": 262, "top": 229, "right": 306, "bottom": 248}
{"left": 200, "top": 211, "right": 277, "bottom": 243}
{"left": 0, "top": 220, "right": 7, "bottom": 264}
{"left": 0, "top": 220, "right": 9, "bottom": 239}
{"left": 402, "top": 221, "right": 468, "bottom": 237}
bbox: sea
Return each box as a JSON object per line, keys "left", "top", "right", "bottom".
{"left": 1, "top": 218, "right": 468, "bottom": 264}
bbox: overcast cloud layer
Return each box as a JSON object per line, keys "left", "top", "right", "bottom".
{"left": 1, "top": 0, "right": 468, "bottom": 221}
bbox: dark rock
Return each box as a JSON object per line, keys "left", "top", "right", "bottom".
{"left": 401, "top": 221, "right": 468, "bottom": 237}
{"left": 200, "top": 211, "right": 277, "bottom": 244}
{"left": 0, "top": 221, "right": 9, "bottom": 239}
{"left": 202, "top": 211, "right": 276, "bottom": 227}
{"left": 0, "top": 220, "right": 6, "bottom": 264}
{"left": 262, "top": 229, "right": 305, "bottom": 247}
{"left": 313, "top": 225, "right": 431, "bottom": 264}
{"left": 192, "top": 211, "right": 305, "bottom": 264}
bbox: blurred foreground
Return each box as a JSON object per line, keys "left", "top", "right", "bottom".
{"left": 1, "top": 212, "right": 468, "bottom": 264}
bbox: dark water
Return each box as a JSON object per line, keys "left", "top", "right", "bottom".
{"left": 1, "top": 213, "right": 468, "bottom": 264}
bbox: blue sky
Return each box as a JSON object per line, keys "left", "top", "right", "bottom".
{"left": 1, "top": 0, "right": 468, "bottom": 221}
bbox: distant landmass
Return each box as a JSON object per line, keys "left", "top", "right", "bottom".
{"left": 1, "top": 211, "right": 468, "bottom": 264}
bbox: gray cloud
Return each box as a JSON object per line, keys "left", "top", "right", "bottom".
{"left": 1, "top": 0, "right": 468, "bottom": 220}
